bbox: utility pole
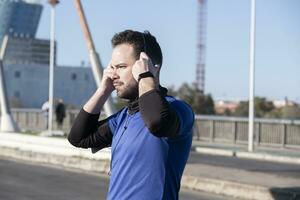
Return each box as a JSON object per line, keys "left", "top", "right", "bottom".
{"left": 74, "top": 0, "right": 115, "bottom": 116}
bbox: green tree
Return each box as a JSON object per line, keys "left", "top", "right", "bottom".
{"left": 264, "top": 108, "right": 282, "bottom": 118}
{"left": 233, "top": 101, "right": 248, "bottom": 117}
{"left": 167, "top": 85, "right": 178, "bottom": 97}
{"left": 233, "top": 97, "right": 275, "bottom": 117}
{"left": 281, "top": 105, "right": 300, "bottom": 119}
{"left": 175, "top": 83, "right": 194, "bottom": 106}
{"left": 224, "top": 108, "right": 232, "bottom": 116}
{"left": 173, "top": 82, "right": 215, "bottom": 115}
{"left": 255, "top": 97, "right": 275, "bottom": 117}
{"left": 195, "top": 94, "right": 215, "bottom": 114}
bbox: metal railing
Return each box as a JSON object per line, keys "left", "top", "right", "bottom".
{"left": 194, "top": 115, "right": 300, "bottom": 149}
{"left": 9, "top": 108, "right": 80, "bottom": 134}
{"left": 3, "top": 109, "right": 300, "bottom": 149}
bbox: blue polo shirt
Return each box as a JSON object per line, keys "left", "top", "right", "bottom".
{"left": 107, "top": 96, "right": 194, "bottom": 200}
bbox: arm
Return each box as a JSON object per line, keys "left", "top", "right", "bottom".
{"left": 68, "top": 66, "right": 116, "bottom": 149}
{"left": 67, "top": 108, "right": 112, "bottom": 149}
{"left": 138, "top": 81, "right": 180, "bottom": 139}
{"left": 132, "top": 53, "right": 180, "bottom": 138}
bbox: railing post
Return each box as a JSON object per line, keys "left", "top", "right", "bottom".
{"left": 233, "top": 121, "right": 237, "bottom": 144}
{"left": 210, "top": 120, "right": 214, "bottom": 142}
{"left": 36, "top": 112, "right": 39, "bottom": 129}
{"left": 193, "top": 123, "right": 200, "bottom": 141}
{"left": 281, "top": 124, "right": 286, "bottom": 148}
{"left": 16, "top": 111, "right": 19, "bottom": 121}
{"left": 255, "top": 122, "right": 260, "bottom": 146}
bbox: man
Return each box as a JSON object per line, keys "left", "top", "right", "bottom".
{"left": 41, "top": 100, "right": 49, "bottom": 129}
{"left": 55, "top": 98, "right": 66, "bottom": 129}
{"left": 68, "top": 30, "right": 194, "bottom": 200}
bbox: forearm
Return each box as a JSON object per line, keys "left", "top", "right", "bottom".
{"left": 68, "top": 108, "right": 100, "bottom": 147}
{"left": 68, "top": 109, "right": 112, "bottom": 149}
{"left": 68, "top": 88, "right": 113, "bottom": 149}
{"left": 83, "top": 88, "right": 111, "bottom": 114}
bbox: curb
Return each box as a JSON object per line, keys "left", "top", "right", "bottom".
{"left": 181, "top": 176, "right": 300, "bottom": 200}
{"left": 194, "top": 147, "right": 235, "bottom": 157}
{"left": 195, "top": 147, "right": 300, "bottom": 165}
{"left": 181, "top": 176, "right": 273, "bottom": 200}
{"left": 0, "top": 146, "right": 111, "bottom": 174}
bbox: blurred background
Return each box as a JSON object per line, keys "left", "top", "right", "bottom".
{"left": 0, "top": 1, "right": 299, "bottom": 200}
{"left": 2, "top": 0, "right": 300, "bottom": 117}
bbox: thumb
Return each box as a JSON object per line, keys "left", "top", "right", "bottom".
{"left": 140, "top": 52, "right": 149, "bottom": 61}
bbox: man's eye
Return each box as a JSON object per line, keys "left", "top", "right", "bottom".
{"left": 118, "top": 65, "right": 126, "bottom": 69}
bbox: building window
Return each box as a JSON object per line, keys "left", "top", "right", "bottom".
{"left": 71, "top": 73, "right": 77, "bottom": 80}
{"left": 14, "top": 71, "right": 21, "bottom": 78}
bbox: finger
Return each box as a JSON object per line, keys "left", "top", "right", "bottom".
{"left": 107, "top": 60, "right": 112, "bottom": 66}
{"left": 103, "top": 69, "right": 114, "bottom": 78}
{"left": 105, "top": 68, "right": 114, "bottom": 73}
{"left": 139, "top": 52, "right": 149, "bottom": 61}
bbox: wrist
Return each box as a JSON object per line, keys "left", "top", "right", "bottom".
{"left": 137, "top": 71, "right": 154, "bottom": 82}
{"left": 96, "top": 88, "right": 112, "bottom": 98}
{"left": 138, "top": 77, "right": 156, "bottom": 97}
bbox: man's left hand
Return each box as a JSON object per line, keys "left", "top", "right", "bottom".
{"left": 132, "top": 52, "right": 160, "bottom": 83}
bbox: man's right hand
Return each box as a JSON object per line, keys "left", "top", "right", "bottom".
{"left": 83, "top": 64, "right": 115, "bottom": 114}
{"left": 101, "top": 65, "right": 115, "bottom": 94}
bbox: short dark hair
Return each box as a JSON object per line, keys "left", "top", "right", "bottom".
{"left": 111, "top": 30, "right": 163, "bottom": 67}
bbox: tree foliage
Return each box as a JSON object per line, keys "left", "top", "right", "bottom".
{"left": 168, "top": 83, "right": 215, "bottom": 115}
{"left": 232, "top": 97, "right": 300, "bottom": 119}
{"left": 112, "top": 84, "right": 300, "bottom": 119}
{"left": 233, "top": 97, "right": 275, "bottom": 117}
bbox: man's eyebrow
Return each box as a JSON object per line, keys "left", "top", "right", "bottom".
{"left": 111, "top": 63, "right": 128, "bottom": 68}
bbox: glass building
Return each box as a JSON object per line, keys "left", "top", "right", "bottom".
{"left": 4, "top": 36, "right": 55, "bottom": 65}
{"left": 0, "top": 0, "right": 43, "bottom": 44}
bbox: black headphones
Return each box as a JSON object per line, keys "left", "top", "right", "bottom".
{"left": 141, "top": 31, "right": 160, "bottom": 68}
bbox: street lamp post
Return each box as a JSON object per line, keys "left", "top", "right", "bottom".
{"left": 248, "top": 0, "right": 256, "bottom": 152}
{"left": 47, "top": 0, "right": 59, "bottom": 133}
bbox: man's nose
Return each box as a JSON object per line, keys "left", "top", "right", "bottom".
{"left": 111, "top": 69, "right": 119, "bottom": 80}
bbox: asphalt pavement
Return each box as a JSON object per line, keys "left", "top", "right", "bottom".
{"left": 0, "top": 157, "right": 236, "bottom": 200}
{"left": 187, "top": 151, "right": 300, "bottom": 179}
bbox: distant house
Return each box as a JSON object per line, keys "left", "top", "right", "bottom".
{"left": 273, "top": 99, "right": 298, "bottom": 108}
{"left": 215, "top": 100, "right": 239, "bottom": 115}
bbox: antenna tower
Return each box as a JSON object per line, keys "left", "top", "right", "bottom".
{"left": 196, "top": 0, "right": 207, "bottom": 94}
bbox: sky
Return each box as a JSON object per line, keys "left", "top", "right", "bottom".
{"left": 36, "top": 0, "right": 300, "bottom": 103}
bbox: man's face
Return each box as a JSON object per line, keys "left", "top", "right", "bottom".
{"left": 110, "top": 43, "right": 138, "bottom": 100}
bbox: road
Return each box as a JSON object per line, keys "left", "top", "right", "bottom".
{"left": 188, "top": 152, "right": 300, "bottom": 179}
{"left": 0, "top": 157, "right": 233, "bottom": 200}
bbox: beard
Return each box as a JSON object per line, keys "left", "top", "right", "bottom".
{"left": 116, "top": 80, "right": 138, "bottom": 101}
